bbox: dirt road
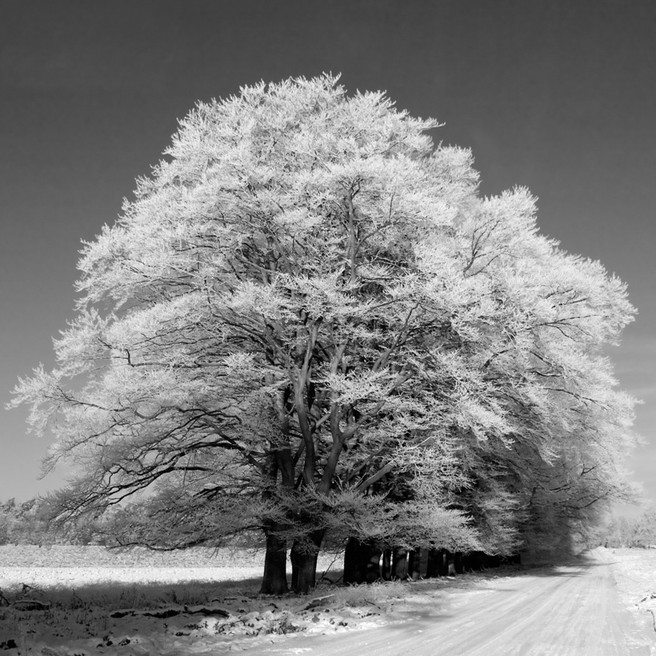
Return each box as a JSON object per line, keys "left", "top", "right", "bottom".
{"left": 241, "top": 551, "right": 654, "bottom": 656}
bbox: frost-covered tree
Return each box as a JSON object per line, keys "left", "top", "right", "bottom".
{"left": 12, "top": 74, "right": 636, "bottom": 593}
{"left": 603, "top": 507, "right": 656, "bottom": 548}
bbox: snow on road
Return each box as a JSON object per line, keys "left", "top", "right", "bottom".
{"left": 239, "top": 550, "right": 654, "bottom": 656}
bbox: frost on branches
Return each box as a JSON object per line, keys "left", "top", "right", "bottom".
{"left": 11, "top": 75, "right": 637, "bottom": 593}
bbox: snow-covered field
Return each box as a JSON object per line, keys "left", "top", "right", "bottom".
{"left": 0, "top": 544, "right": 357, "bottom": 654}
{"left": 605, "top": 547, "right": 656, "bottom": 637}
{"left": 0, "top": 566, "right": 265, "bottom": 590}
{"left": 0, "top": 544, "right": 339, "bottom": 592}
{"left": 0, "top": 544, "right": 319, "bottom": 569}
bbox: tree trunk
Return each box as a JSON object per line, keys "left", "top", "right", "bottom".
{"left": 392, "top": 546, "right": 408, "bottom": 579}
{"left": 454, "top": 551, "right": 464, "bottom": 574}
{"left": 419, "top": 548, "right": 429, "bottom": 578}
{"left": 467, "top": 550, "right": 484, "bottom": 571}
{"left": 365, "top": 545, "right": 382, "bottom": 583}
{"left": 261, "top": 414, "right": 294, "bottom": 595}
{"left": 260, "top": 532, "right": 288, "bottom": 594}
{"left": 484, "top": 553, "right": 501, "bottom": 568}
{"left": 447, "top": 551, "right": 456, "bottom": 575}
{"left": 290, "top": 530, "right": 323, "bottom": 593}
{"left": 381, "top": 548, "right": 392, "bottom": 580}
{"left": 344, "top": 538, "right": 383, "bottom": 584}
{"left": 426, "top": 548, "right": 440, "bottom": 578}
{"left": 343, "top": 537, "right": 367, "bottom": 585}
{"left": 408, "top": 548, "right": 421, "bottom": 580}
{"left": 438, "top": 549, "right": 449, "bottom": 576}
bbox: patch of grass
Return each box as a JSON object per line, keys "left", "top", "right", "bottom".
{"left": 2, "top": 576, "right": 263, "bottom": 612}
{"left": 324, "top": 580, "right": 407, "bottom": 607}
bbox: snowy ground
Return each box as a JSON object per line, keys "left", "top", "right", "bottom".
{"left": 0, "top": 546, "right": 655, "bottom": 654}
{"left": 239, "top": 548, "right": 656, "bottom": 656}
{"left": 0, "top": 566, "right": 264, "bottom": 590}
{"left": 0, "top": 545, "right": 325, "bottom": 569}
{"left": 0, "top": 545, "right": 341, "bottom": 592}
{"left": 604, "top": 548, "right": 656, "bottom": 638}
{"left": 0, "top": 545, "right": 359, "bottom": 654}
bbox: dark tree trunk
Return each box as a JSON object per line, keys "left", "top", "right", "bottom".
{"left": 343, "top": 537, "right": 367, "bottom": 585}
{"left": 260, "top": 532, "right": 288, "bottom": 594}
{"left": 447, "top": 551, "right": 456, "bottom": 575}
{"left": 467, "top": 550, "right": 484, "bottom": 571}
{"left": 408, "top": 548, "right": 421, "bottom": 580}
{"left": 261, "top": 406, "right": 294, "bottom": 595}
{"left": 419, "top": 548, "right": 429, "bottom": 578}
{"left": 291, "top": 547, "right": 317, "bottom": 594}
{"left": 426, "top": 548, "right": 440, "bottom": 578}
{"left": 381, "top": 548, "right": 392, "bottom": 580}
{"left": 454, "top": 551, "right": 464, "bottom": 574}
{"left": 344, "top": 538, "right": 383, "bottom": 584}
{"left": 438, "top": 549, "right": 449, "bottom": 576}
{"left": 290, "top": 530, "right": 323, "bottom": 593}
{"left": 365, "top": 545, "right": 382, "bottom": 582}
{"left": 392, "top": 546, "right": 408, "bottom": 579}
{"left": 484, "top": 554, "right": 501, "bottom": 568}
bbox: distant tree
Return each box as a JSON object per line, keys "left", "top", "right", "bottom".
{"left": 11, "top": 74, "right": 636, "bottom": 592}
{"left": 0, "top": 499, "right": 13, "bottom": 544}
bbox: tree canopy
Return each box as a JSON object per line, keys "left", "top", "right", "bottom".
{"left": 12, "top": 74, "right": 637, "bottom": 591}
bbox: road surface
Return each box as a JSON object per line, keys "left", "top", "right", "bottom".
{"left": 241, "top": 551, "right": 654, "bottom": 656}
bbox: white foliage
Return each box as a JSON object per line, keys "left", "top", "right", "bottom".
{"left": 9, "top": 74, "right": 637, "bottom": 557}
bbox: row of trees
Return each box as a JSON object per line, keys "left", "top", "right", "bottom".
{"left": 603, "top": 508, "right": 656, "bottom": 548}
{"left": 12, "top": 75, "right": 637, "bottom": 593}
{"left": 0, "top": 497, "right": 112, "bottom": 546}
{"left": 0, "top": 498, "right": 50, "bottom": 545}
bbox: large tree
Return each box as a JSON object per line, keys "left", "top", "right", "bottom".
{"left": 12, "top": 75, "right": 636, "bottom": 592}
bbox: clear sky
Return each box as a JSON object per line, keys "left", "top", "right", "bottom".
{"left": 1, "top": 0, "right": 655, "bottom": 502}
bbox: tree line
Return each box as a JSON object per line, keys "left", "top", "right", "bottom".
{"left": 12, "top": 75, "right": 637, "bottom": 593}
{"left": 602, "top": 508, "right": 656, "bottom": 549}
{"left": 0, "top": 497, "right": 107, "bottom": 546}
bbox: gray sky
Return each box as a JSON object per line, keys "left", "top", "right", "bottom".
{"left": 1, "top": 0, "right": 655, "bottom": 502}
